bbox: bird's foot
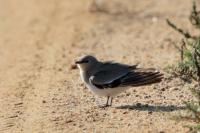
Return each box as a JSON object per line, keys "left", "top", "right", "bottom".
{"left": 98, "top": 104, "right": 111, "bottom": 108}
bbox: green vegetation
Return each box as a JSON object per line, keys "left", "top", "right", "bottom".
{"left": 166, "top": 1, "right": 200, "bottom": 81}
{"left": 167, "top": 1, "right": 200, "bottom": 132}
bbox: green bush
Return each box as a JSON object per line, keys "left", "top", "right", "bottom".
{"left": 167, "top": 2, "right": 200, "bottom": 82}
{"left": 167, "top": 1, "right": 200, "bottom": 132}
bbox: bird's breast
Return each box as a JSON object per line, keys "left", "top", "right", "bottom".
{"left": 79, "top": 70, "right": 89, "bottom": 84}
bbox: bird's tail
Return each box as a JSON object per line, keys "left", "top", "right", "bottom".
{"left": 121, "top": 68, "right": 163, "bottom": 87}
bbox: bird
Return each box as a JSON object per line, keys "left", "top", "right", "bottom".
{"left": 75, "top": 55, "right": 163, "bottom": 107}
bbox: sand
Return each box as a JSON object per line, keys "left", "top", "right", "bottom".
{"left": 0, "top": 0, "right": 197, "bottom": 132}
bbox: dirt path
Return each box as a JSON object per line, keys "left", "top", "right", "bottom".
{"left": 0, "top": 0, "right": 196, "bottom": 132}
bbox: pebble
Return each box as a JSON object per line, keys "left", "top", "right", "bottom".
{"left": 123, "top": 111, "right": 128, "bottom": 114}
{"left": 161, "top": 88, "right": 166, "bottom": 91}
{"left": 70, "top": 64, "right": 77, "bottom": 69}
{"left": 135, "top": 95, "right": 139, "bottom": 97}
{"left": 179, "top": 95, "right": 184, "bottom": 98}
{"left": 144, "top": 95, "right": 151, "bottom": 99}
{"left": 144, "top": 104, "right": 149, "bottom": 107}
{"left": 173, "top": 87, "right": 179, "bottom": 90}
{"left": 148, "top": 111, "right": 153, "bottom": 115}
{"left": 136, "top": 103, "right": 142, "bottom": 107}
{"left": 66, "top": 119, "right": 73, "bottom": 123}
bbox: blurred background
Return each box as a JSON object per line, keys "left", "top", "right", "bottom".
{"left": 0, "top": 0, "right": 197, "bottom": 132}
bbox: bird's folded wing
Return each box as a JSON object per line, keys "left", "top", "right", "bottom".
{"left": 90, "top": 70, "right": 129, "bottom": 88}
{"left": 89, "top": 63, "right": 131, "bottom": 88}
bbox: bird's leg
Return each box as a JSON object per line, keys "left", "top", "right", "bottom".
{"left": 109, "top": 97, "right": 113, "bottom": 106}
{"left": 98, "top": 96, "right": 110, "bottom": 108}
{"left": 106, "top": 96, "right": 110, "bottom": 106}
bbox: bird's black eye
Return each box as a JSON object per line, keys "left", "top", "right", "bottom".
{"left": 84, "top": 60, "right": 89, "bottom": 63}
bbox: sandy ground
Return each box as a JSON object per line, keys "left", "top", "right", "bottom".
{"left": 0, "top": 0, "right": 198, "bottom": 132}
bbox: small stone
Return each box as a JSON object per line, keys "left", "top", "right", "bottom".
{"left": 161, "top": 88, "right": 165, "bottom": 91}
{"left": 144, "top": 104, "right": 149, "bottom": 107}
{"left": 173, "top": 87, "right": 179, "bottom": 91}
{"left": 79, "top": 124, "right": 83, "bottom": 128}
{"left": 144, "top": 95, "right": 151, "bottom": 99}
{"left": 80, "top": 83, "right": 84, "bottom": 86}
{"left": 136, "top": 103, "right": 141, "bottom": 107}
{"left": 62, "top": 54, "right": 66, "bottom": 58}
{"left": 148, "top": 111, "right": 153, "bottom": 115}
{"left": 123, "top": 111, "right": 128, "bottom": 114}
{"left": 153, "top": 86, "right": 157, "bottom": 89}
{"left": 122, "top": 55, "right": 126, "bottom": 59}
{"left": 135, "top": 95, "right": 139, "bottom": 97}
{"left": 179, "top": 95, "right": 184, "bottom": 98}
{"left": 42, "top": 100, "right": 46, "bottom": 103}
{"left": 70, "top": 64, "right": 77, "bottom": 69}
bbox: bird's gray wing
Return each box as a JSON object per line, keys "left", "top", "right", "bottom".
{"left": 90, "top": 62, "right": 163, "bottom": 89}
{"left": 89, "top": 62, "right": 133, "bottom": 89}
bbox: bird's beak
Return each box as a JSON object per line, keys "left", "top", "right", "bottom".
{"left": 75, "top": 60, "right": 88, "bottom": 64}
{"left": 75, "top": 58, "right": 89, "bottom": 64}
{"left": 75, "top": 60, "right": 82, "bottom": 64}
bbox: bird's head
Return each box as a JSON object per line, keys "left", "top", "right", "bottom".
{"left": 75, "top": 55, "right": 98, "bottom": 72}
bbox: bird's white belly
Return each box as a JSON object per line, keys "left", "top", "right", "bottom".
{"left": 86, "top": 83, "right": 130, "bottom": 97}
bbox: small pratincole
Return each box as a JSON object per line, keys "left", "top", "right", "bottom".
{"left": 75, "top": 55, "right": 163, "bottom": 107}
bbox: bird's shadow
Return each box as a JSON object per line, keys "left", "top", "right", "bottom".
{"left": 116, "top": 103, "right": 186, "bottom": 112}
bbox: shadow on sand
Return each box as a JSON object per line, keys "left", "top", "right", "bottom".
{"left": 116, "top": 103, "right": 186, "bottom": 112}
